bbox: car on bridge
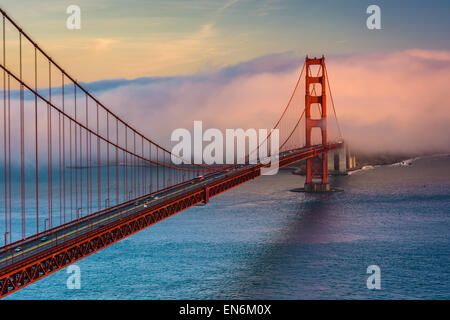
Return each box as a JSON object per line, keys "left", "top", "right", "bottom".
{"left": 194, "top": 175, "right": 204, "bottom": 182}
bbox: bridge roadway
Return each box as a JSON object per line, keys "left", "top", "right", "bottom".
{"left": 0, "top": 166, "right": 234, "bottom": 270}
{"left": 0, "top": 144, "right": 336, "bottom": 297}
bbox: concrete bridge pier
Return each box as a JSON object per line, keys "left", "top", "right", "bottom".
{"left": 301, "top": 143, "right": 352, "bottom": 193}
{"left": 304, "top": 181, "right": 331, "bottom": 192}
{"left": 327, "top": 142, "right": 355, "bottom": 174}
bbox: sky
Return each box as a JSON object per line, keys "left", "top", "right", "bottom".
{"left": 2, "top": 0, "right": 450, "bottom": 80}
{"left": 1, "top": 0, "right": 450, "bottom": 154}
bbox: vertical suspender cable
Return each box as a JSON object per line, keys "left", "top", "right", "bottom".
{"left": 35, "top": 47, "right": 39, "bottom": 234}
{"left": 2, "top": 15, "right": 7, "bottom": 245}
{"left": 20, "top": 33, "right": 25, "bottom": 239}
{"left": 62, "top": 74, "right": 66, "bottom": 223}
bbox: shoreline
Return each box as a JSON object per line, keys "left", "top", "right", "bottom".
{"left": 287, "top": 152, "right": 446, "bottom": 176}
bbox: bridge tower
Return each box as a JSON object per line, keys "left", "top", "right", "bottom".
{"left": 304, "top": 56, "right": 330, "bottom": 192}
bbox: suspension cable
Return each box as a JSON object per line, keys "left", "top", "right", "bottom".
{"left": 324, "top": 65, "right": 343, "bottom": 141}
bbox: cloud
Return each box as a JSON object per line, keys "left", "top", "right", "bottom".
{"left": 326, "top": 49, "right": 450, "bottom": 153}
{"left": 217, "top": 0, "right": 239, "bottom": 14}
{"left": 92, "top": 49, "right": 450, "bottom": 155}
{"left": 256, "top": 0, "right": 285, "bottom": 17}
{"left": 87, "top": 38, "right": 118, "bottom": 52}
{"left": 7, "top": 49, "right": 450, "bottom": 160}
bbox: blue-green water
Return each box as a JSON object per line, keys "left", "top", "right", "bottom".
{"left": 4, "top": 154, "right": 450, "bottom": 299}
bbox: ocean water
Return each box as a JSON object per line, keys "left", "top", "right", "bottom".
{"left": 5, "top": 154, "right": 450, "bottom": 299}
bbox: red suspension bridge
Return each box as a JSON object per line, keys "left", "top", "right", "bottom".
{"left": 0, "top": 8, "right": 343, "bottom": 298}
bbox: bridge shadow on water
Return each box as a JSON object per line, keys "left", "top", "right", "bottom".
{"left": 224, "top": 177, "right": 347, "bottom": 299}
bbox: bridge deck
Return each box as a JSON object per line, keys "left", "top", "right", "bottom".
{"left": 0, "top": 144, "right": 337, "bottom": 298}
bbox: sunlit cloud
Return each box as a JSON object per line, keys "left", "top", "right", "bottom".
{"left": 88, "top": 49, "right": 450, "bottom": 155}
{"left": 88, "top": 38, "right": 118, "bottom": 52}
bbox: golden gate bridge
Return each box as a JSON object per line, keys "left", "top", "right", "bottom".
{"left": 0, "top": 8, "right": 342, "bottom": 298}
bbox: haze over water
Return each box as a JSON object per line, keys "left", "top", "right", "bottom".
{"left": 5, "top": 154, "right": 450, "bottom": 299}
